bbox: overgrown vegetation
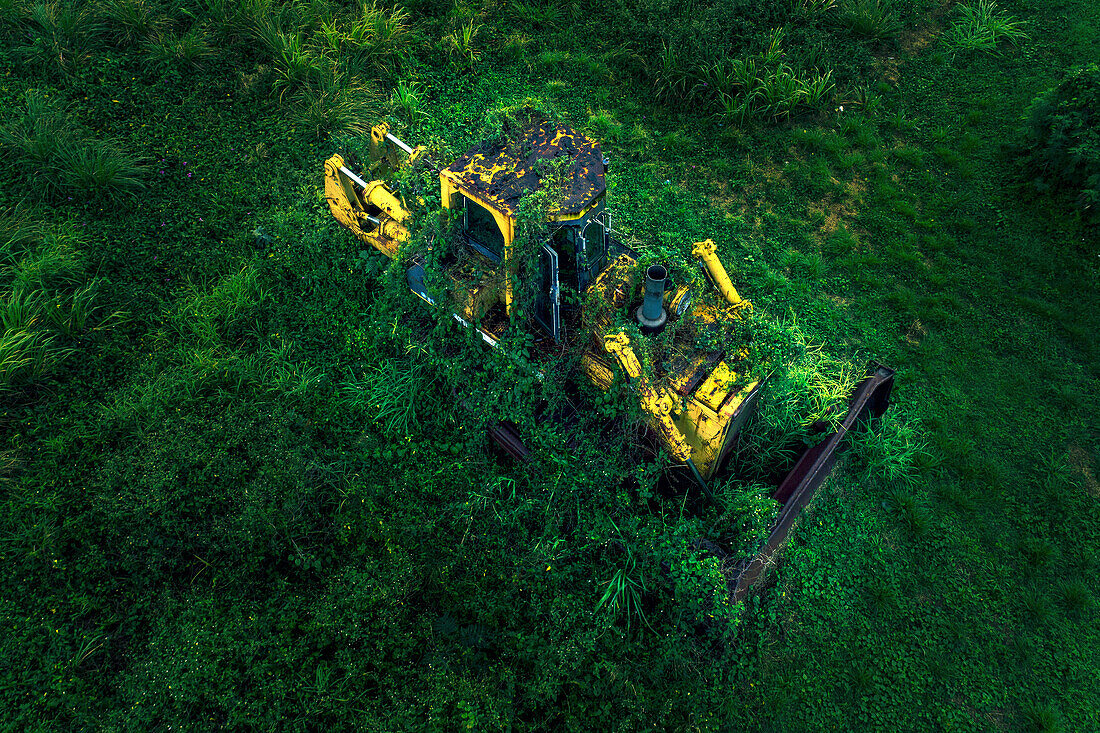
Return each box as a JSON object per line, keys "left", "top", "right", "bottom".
{"left": 0, "top": 0, "right": 1096, "bottom": 729}
{"left": 1020, "top": 62, "right": 1100, "bottom": 219}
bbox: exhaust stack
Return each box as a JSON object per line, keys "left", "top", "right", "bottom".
{"left": 636, "top": 265, "right": 668, "bottom": 335}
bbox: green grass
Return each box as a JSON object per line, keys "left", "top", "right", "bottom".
{"left": 0, "top": 0, "right": 1096, "bottom": 729}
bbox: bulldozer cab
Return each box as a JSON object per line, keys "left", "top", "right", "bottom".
{"left": 548, "top": 207, "right": 609, "bottom": 292}
{"left": 439, "top": 113, "right": 607, "bottom": 342}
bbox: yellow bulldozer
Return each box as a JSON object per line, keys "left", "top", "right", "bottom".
{"left": 324, "top": 113, "right": 767, "bottom": 483}
{"left": 324, "top": 110, "right": 899, "bottom": 595}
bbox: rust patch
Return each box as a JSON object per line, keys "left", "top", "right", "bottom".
{"left": 443, "top": 111, "right": 605, "bottom": 217}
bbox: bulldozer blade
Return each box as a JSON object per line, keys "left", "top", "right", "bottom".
{"left": 732, "top": 363, "right": 896, "bottom": 602}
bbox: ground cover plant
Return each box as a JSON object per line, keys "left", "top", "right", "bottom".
{"left": 0, "top": 0, "right": 1097, "bottom": 730}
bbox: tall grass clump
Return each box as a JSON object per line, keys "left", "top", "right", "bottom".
{"left": 390, "top": 79, "right": 425, "bottom": 127}
{"left": 144, "top": 27, "right": 216, "bottom": 69}
{"left": 57, "top": 141, "right": 147, "bottom": 196}
{"left": 596, "top": 538, "right": 653, "bottom": 633}
{"left": 0, "top": 325, "right": 66, "bottom": 394}
{"left": 0, "top": 213, "right": 116, "bottom": 394}
{"left": 849, "top": 409, "right": 932, "bottom": 486}
{"left": 1021, "top": 702, "right": 1065, "bottom": 733}
{"left": 340, "top": 358, "right": 440, "bottom": 435}
{"left": 269, "top": 31, "right": 325, "bottom": 101}
{"left": 797, "top": 0, "right": 838, "bottom": 18}
{"left": 99, "top": 0, "right": 164, "bottom": 47}
{"left": 703, "top": 31, "right": 836, "bottom": 122}
{"left": 198, "top": 0, "right": 245, "bottom": 41}
{"left": 0, "top": 90, "right": 145, "bottom": 199}
{"left": 293, "top": 69, "right": 378, "bottom": 138}
{"left": 652, "top": 43, "right": 696, "bottom": 108}
{"left": 944, "top": 0, "right": 1027, "bottom": 55}
{"left": 652, "top": 27, "right": 836, "bottom": 120}
{"left": 444, "top": 20, "right": 482, "bottom": 70}
{"left": 838, "top": 0, "right": 901, "bottom": 40}
{"left": 249, "top": 2, "right": 412, "bottom": 108}
{"left": 335, "top": 0, "right": 410, "bottom": 77}
{"left": 1058, "top": 579, "right": 1093, "bottom": 615}
{"left": 170, "top": 265, "right": 269, "bottom": 350}
{"left": 13, "top": 0, "right": 103, "bottom": 76}
{"left": 736, "top": 323, "right": 859, "bottom": 479}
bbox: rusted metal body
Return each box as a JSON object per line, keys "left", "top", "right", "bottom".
{"left": 731, "top": 363, "right": 897, "bottom": 602}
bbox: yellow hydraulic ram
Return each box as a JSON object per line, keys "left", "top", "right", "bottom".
{"left": 324, "top": 154, "right": 411, "bottom": 260}
{"left": 692, "top": 239, "right": 751, "bottom": 313}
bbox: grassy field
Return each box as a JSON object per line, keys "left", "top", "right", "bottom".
{"left": 0, "top": 0, "right": 1097, "bottom": 730}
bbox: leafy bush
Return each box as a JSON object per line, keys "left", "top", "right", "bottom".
{"left": 710, "top": 479, "right": 779, "bottom": 558}
{"left": 1019, "top": 63, "right": 1100, "bottom": 219}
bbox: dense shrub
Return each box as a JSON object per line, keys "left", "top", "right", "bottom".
{"left": 1020, "top": 63, "right": 1100, "bottom": 219}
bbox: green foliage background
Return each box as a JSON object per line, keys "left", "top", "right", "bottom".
{"left": 0, "top": 0, "right": 1097, "bottom": 730}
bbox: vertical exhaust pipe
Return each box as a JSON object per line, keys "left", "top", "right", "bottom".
{"left": 636, "top": 265, "right": 668, "bottom": 335}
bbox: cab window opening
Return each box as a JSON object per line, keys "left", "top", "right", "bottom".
{"left": 462, "top": 195, "right": 504, "bottom": 262}
{"left": 551, "top": 226, "right": 579, "bottom": 289}
{"left": 582, "top": 220, "right": 607, "bottom": 281}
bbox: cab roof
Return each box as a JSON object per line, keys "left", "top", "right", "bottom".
{"left": 442, "top": 113, "right": 605, "bottom": 219}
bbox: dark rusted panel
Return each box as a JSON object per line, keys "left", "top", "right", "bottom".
{"left": 732, "top": 363, "right": 896, "bottom": 602}
{"left": 444, "top": 112, "right": 605, "bottom": 218}
{"left": 771, "top": 436, "right": 836, "bottom": 506}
